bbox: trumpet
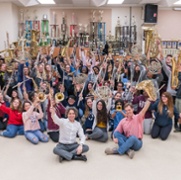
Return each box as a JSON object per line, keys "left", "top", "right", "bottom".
{"left": 55, "top": 92, "right": 64, "bottom": 103}
{"left": 37, "top": 92, "right": 47, "bottom": 102}
{"left": 116, "top": 105, "right": 122, "bottom": 111}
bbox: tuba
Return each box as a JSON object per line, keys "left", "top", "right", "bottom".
{"left": 30, "top": 30, "right": 39, "bottom": 59}
{"left": 144, "top": 28, "right": 161, "bottom": 59}
{"left": 55, "top": 92, "right": 64, "bottom": 103}
{"left": 136, "top": 80, "right": 157, "bottom": 101}
{"left": 171, "top": 51, "right": 181, "bottom": 89}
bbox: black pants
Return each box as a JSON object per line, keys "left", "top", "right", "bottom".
{"left": 0, "top": 118, "right": 7, "bottom": 130}
{"left": 151, "top": 123, "right": 172, "bottom": 140}
{"left": 48, "top": 131, "right": 59, "bottom": 143}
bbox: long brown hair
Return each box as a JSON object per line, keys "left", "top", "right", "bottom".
{"left": 158, "top": 92, "right": 174, "bottom": 118}
{"left": 10, "top": 98, "right": 22, "bottom": 112}
{"left": 96, "top": 100, "right": 108, "bottom": 124}
{"left": 84, "top": 98, "right": 92, "bottom": 118}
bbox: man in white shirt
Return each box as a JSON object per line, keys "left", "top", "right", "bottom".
{"left": 50, "top": 107, "right": 89, "bottom": 162}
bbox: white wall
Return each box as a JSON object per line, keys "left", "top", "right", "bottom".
{"left": 0, "top": 3, "right": 13, "bottom": 50}
{"left": 156, "top": 9, "right": 181, "bottom": 40}
{"left": 11, "top": 4, "right": 19, "bottom": 42}
{"left": 0, "top": 3, "right": 19, "bottom": 50}
{"left": 1, "top": 4, "right": 181, "bottom": 51}
{"left": 111, "top": 7, "right": 143, "bottom": 46}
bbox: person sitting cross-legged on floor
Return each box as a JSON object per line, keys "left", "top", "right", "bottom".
{"left": 50, "top": 106, "right": 89, "bottom": 163}
{"left": 105, "top": 100, "right": 151, "bottom": 159}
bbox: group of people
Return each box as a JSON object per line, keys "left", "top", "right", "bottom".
{"left": 0, "top": 43, "right": 181, "bottom": 162}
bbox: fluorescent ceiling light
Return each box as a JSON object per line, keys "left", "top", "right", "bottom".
{"left": 37, "top": 0, "right": 55, "bottom": 4}
{"left": 174, "top": 0, "right": 181, "bottom": 5}
{"left": 107, "top": 0, "right": 124, "bottom": 4}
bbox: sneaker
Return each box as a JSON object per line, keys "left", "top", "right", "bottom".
{"left": 73, "top": 155, "right": 87, "bottom": 162}
{"left": 59, "top": 156, "right": 64, "bottom": 163}
{"left": 85, "top": 134, "right": 89, "bottom": 140}
{"left": 105, "top": 147, "right": 117, "bottom": 155}
{"left": 0, "top": 131, "right": 3, "bottom": 136}
{"left": 126, "top": 149, "right": 135, "bottom": 159}
{"left": 174, "top": 128, "right": 181, "bottom": 132}
{"left": 174, "top": 124, "right": 181, "bottom": 133}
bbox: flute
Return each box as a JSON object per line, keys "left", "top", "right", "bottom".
{"left": 12, "top": 78, "right": 31, "bottom": 89}
{"left": 77, "top": 82, "right": 86, "bottom": 106}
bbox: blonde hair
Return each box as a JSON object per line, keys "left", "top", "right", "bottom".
{"left": 36, "top": 64, "right": 47, "bottom": 80}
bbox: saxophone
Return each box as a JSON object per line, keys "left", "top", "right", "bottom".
{"left": 171, "top": 51, "right": 181, "bottom": 89}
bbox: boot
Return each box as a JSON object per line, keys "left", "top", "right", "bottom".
{"left": 174, "top": 124, "right": 181, "bottom": 132}
{"left": 72, "top": 154, "right": 87, "bottom": 162}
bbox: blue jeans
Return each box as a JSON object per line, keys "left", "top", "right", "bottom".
{"left": 2, "top": 124, "right": 24, "bottom": 138}
{"left": 114, "top": 131, "right": 143, "bottom": 154}
{"left": 25, "top": 130, "right": 49, "bottom": 144}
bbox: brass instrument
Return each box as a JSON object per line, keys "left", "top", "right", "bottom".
{"left": 12, "top": 41, "right": 18, "bottom": 49}
{"left": 171, "top": 51, "right": 181, "bottom": 89}
{"left": 0, "top": 49, "right": 6, "bottom": 54}
{"left": 37, "top": 92, "right": 47, "bottom": 102}
{"left": 4, "top": 48, "right": 15, "bottom": 72}
{"left": 55, "top": 92, "right": 64, "bottom": 103}
{"left": 147, "top": 59, "right": 162, "bottom": 75}
{"left": 144, "top": 28, "right": 161, "bottom": 59}
{"left": 61, "top": 39, "right": 71, "bottom": 57}
{"left": 117, "top": 57, "right": 123, "bottom": 82}
{"left": 96, "top": 86, "right": 112, "bottom": 103}
{"left": 74, "top": 73, "right": 88, "bottom": 84}
{"left": 116, "top": 105, "right": 122, "bottom": 111}
{"left": 136, "top": 80, "right": 157, "bottom": 101}
{"left": 30, "top": 30, "right": 39, "bottom": 59}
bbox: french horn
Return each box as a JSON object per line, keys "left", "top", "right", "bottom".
{"left": 96, "top": 86, "right": 112, "bottom": 103}
{"left": 74, "top": 73, "right": 88, "bottom": 84}
{"left": 147, "top": 59, "right": 162, "bottom": 75}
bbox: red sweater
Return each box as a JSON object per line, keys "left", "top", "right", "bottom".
{"left": 0, "top": 102, "right": 6, "bottom": 118}
{"left": 0, "top": 105, "right": 23, "bottom": 125}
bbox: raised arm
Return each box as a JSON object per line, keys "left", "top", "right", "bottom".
{"left": 139, "top": 100, "right": 151, "bottom": 118}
